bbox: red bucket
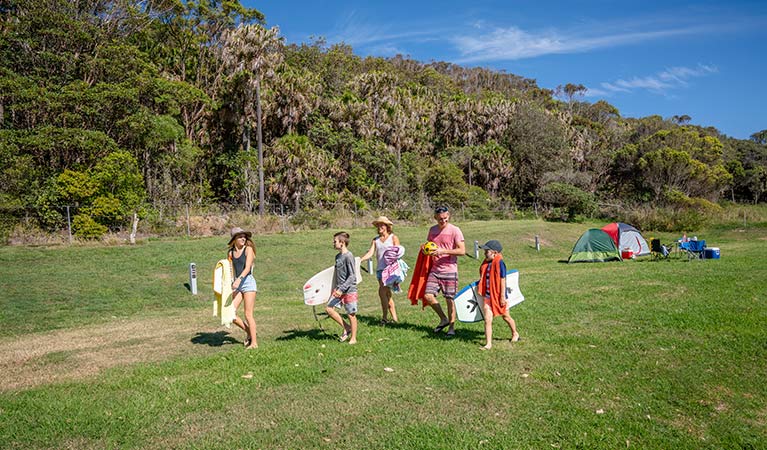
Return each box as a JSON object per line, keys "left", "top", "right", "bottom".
{"left": 621, "top": 249, "right": 634, "bottom": 259}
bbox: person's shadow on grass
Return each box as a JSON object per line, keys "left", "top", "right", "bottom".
{"left": 277, "top": 327, "right": 338, "bottom": 342}
{"left": 356, "top": 314, "right": 484, "bottom": 343}
{"left": 191, "top": 331, "right": 239, "bottom": 346}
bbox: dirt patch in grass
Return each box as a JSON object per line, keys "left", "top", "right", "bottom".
{"left": 0, "top": 310, "right": 249, "bottom": 392}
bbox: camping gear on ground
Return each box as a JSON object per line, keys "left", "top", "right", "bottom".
{"left": 621, "top": 248, "right": 635, "bottom": 260}
{"left": 650, "top": 238, "right": 672, "bottom": 261}
{"left": 683, "top": 239, "right": 706, "bottom": 261}
{"left": 212, "top": 259, "right": 236, "bottom": 326}
{"left": 704, "top": 247, "right": 720, "bottom": 259}
{"left": 601, "top": 222, "right": 650, "bottom": 257}
{"left": 567, "top": 229, "right": 621, "bottom": 263}
{"left": 453, "top": 270, "right": 525, "bottom": 323}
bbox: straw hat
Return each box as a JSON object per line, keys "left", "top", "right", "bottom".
{"left": 372, "top": 216, "right": 394, "bottom": 227}
{"left": 228, "top": 227, "right": 252, "bottom": 245}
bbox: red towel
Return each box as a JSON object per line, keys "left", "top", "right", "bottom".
{"left": 407, "top": 246, "right": 433, "bottom": 308}
{"left": 477, "top": 254, "right": 505, "bottom": 316}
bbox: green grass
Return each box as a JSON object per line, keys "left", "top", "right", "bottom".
{"left": 0, "top": 219, "right": 766, "bottom": 449}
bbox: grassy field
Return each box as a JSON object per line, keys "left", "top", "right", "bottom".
{"left": 0, "top": 219, "right": 765, "bottom": 449}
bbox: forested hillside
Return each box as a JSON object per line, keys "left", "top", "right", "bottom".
{"left": 1, "top": 0, "right": 766, "bottom": 241}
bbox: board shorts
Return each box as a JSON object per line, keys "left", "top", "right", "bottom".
{"left": 425, "top": 272, "right": 457, "bottom": 299}
{"left": 233, "top": 274, "right": 257, "bottom": 293}
{"left": 328, "top": 292, "right": 358, "bottom": 315}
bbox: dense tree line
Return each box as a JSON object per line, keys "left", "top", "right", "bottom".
{"left": 1, "top": 0, "right": 765, "bottom": 239}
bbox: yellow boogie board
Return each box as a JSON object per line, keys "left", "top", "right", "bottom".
{"left": 212, "top": 259, "right": 236, "bottom": 326}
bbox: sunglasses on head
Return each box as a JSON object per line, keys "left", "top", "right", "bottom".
{"left": 434, "top": 206, "right": 449, "bottom": 214}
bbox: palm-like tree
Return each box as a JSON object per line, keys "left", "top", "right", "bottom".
{"left": 220, "top": 24, "right": 283, "bottom": 213}
{"left": 265, "top": 66, "right": 321, "bottom": 135}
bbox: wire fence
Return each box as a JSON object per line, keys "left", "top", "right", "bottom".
{"left": 0, "top": 200, "right": 535, "bottom": 245}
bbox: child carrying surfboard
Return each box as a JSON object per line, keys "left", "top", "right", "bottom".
{"left": 325, "top": 232, "right": 359, "bottom": 344}
{"left": 477, "top": 240, "right": 520, "bottom": 350}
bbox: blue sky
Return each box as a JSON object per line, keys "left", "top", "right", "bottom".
{"left": 251, "top": 1, "right": 766, "bottom": 139}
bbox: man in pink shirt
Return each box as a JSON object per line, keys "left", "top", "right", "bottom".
{"left": 424, "top": 206, "right": 465, "bottom": 336}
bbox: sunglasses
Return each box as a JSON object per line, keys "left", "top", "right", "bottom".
{"left": 434, "top": 206, "right": 449, "bottom": 214}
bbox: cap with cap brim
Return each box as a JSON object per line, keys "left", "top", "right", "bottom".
{"left": 479, "top": 240, "right": 503, "bottom": 252}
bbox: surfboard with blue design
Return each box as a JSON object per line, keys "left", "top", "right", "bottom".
{"left": 453, "top": 270, "right": 524, "bottom": 323}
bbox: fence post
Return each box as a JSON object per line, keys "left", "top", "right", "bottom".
{"left": 66, "top": 205, "right": 73, "bottom": 243}
{"left": 474, "top": 240, "right": 479, "bottom": 259}
{"left": 535, "top": 235, "right": 540, "bottom": 252}
{"left": 189, "top": 262, "right": 198, "bottom": 295}
{"left": 185, "top": 204, "right": 190, "bottom": 237}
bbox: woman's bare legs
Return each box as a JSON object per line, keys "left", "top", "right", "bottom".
{"left": 243, "top": 291, "right": 257, "bottom": 348}
{"left": 378, "top": 281, "right": 397, "bottom": 323}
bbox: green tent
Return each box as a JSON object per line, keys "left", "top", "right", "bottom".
{"left": 567, "top": 229, "right": 621, "bottom": 263}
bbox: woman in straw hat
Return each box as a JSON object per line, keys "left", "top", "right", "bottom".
{"left": 227, "top": 227, "right": 258, "bottom": 349}
{"left": 360, "top": 216, "right": 401, "bottom": 325}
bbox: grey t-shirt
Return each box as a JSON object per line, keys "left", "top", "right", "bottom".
{"left": 334, "top": 251, "right": 357, "bottom": 294}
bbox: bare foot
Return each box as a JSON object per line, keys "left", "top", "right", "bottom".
{"left": 245, "top": 343, "right": 258, "bottom": 349}
{"left": 480, "top": 345, "right": 491, "bottom": 350}
{"left": 511, "top": 333, "right": 520, "bottom": 342}
{"left": 348, "top": 339, "right": 357, "bottom": 345}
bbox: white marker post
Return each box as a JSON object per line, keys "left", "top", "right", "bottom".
{"left": 474, "top": 240, "right": 480, "bottom": 259}
{"left": 189, "top": 262, "right": 198, "bottom": 295}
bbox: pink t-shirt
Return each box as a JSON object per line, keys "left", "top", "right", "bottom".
{"left": 427, "top": 223, "right": 464, "bottom": 274}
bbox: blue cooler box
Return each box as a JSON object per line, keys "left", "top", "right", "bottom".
{"left": 704, "top": 247, "right": 720, "bottom": 259}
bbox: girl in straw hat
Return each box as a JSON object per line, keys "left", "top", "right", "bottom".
{"left": 360, "top": 216, "right": 401, "bottom": 325}
{"left": 227, "top": 227, "right": 258, "bottom": 349}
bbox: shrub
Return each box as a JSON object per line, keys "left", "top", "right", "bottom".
{"left": 539, "top": 182, "right": 597, "bottom": 222}
{"left": 290, "top": 208, "right": 333, "bottom": 230}
{"left": 424, "top": 159, "right": 470, "bottom": 209}
{"left": 464, "top": 186, "right": 496, "bottom": 220}
{"left": 73, "top": 214, "right": 107, "bottom": 239}
{"left": 620, "top": 196, "right": 723, "bottom": 232}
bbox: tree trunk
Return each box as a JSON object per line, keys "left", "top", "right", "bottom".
{"left": 130, "top": 212, "right": 139, "bottom": 245}
{"left": 244, "top": 124, "right": 253, "bottom": 211}
{"left": 256, "top": 77, "right": 265, "bottom": 216}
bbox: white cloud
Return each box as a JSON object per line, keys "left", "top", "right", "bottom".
{"left": 327, "top": 10, "right": 442, "bottom": 50}
{"left": 585, "top": 64, "right": 718, "bottom": 97}
{"left": 451, "top": 24, "right": 707, "bottom": 63}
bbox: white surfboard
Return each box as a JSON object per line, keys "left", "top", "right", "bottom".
{"left": 303, "top": 257, "right": 362, "bottom": 306}
{"left": 212, "top": 259, "right": 236, "bottom": 326}
{"left": 453, "top": 270, "right": 524, "bottom": 323}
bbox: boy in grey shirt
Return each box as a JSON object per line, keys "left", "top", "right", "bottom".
{"left": 326, "top": 231, "right": 359, "bottom": 344}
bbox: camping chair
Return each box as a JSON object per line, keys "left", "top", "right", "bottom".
{"left": 650, "top": 238, "right": 671, "bottom": 261}
{"left": 685, "top": 239, "right": 706, "bottom": 261}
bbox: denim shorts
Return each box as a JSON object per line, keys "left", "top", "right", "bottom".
{"left": 233, "top": 274, "right": 257, "bottom": 293}
{"left": 376, "top": 269, "right": 384, "bottom": 281}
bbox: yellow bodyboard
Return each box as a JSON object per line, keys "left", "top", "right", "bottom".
{"left": 212, "top": 259, "right": 236, "bottom": 327}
